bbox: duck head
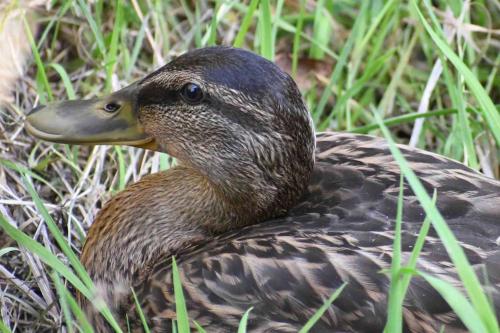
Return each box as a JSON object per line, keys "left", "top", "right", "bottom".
{"left": 26, "top": 47, "right": 315, "bottom": 219}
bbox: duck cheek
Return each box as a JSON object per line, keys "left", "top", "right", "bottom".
{"left": 156, "top": 139, "right": 190, "bottom": 162}
{"left": 163, "top": 143, "right": 183, "bottom": 159}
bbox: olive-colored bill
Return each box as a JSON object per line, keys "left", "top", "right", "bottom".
{"left": 25, "top": 83, "right": 158, "bottom": 151}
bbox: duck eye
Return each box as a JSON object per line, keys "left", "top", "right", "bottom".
{"left": 103, "top": 102, "right": 120, "bottom": 113}
{"left": 180, "top": 83, "right": 204, "bottom": 104}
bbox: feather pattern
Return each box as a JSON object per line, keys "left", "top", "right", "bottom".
{"left": 127, "top": 132, "right": 500, "bottom": 333}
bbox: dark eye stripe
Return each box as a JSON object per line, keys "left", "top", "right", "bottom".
{"left": 138, "top": 83, "right": 179, "bottom": 106}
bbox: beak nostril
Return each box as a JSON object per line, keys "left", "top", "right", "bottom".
{"left": 103, "top": 102, "right": 121, "bottom": 113}
{"left": 28, "top": 104, "right": 46, "bottom": 116}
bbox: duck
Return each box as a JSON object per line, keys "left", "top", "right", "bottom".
{"left": 25, "top": 46, "right": 500, "bottom": 332}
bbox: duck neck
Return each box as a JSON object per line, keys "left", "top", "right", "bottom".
{"left": 80, "top": 163, "right": 289, "bottom": 287}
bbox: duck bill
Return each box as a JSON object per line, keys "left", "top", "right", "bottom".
{"left": 25, "top": 83, "right": 158, "bottom": 151}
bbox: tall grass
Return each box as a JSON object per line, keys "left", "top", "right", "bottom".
{"left": 0, "top": 0, "right": 499, "bottom": 332}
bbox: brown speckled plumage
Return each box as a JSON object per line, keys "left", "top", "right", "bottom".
{"left": 26, "top": 47, "right": 500, "bottom": 332}
{"left": 129, "top": 132, "right": 500, "bottom": 333}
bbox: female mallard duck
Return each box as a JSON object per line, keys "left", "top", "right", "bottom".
{"left": 26, "top": 47, "right": 499, "bottom": 332}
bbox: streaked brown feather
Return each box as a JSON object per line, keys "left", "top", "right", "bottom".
{"left": 123, "top": 132, "right": 500, "bottom": 333}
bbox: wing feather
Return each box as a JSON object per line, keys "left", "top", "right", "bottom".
{"left": 128, "top": 132, "right": 500, "bottom": 332}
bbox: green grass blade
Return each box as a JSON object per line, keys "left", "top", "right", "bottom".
{"left": 314, "top": 0, "right": 368, "bottom": 120}
{"left": 441, "top": 57, "right": 479, "bottom": 169}
{"left": 419, "top": 272, "right": 488, "bottom": 333}
{"left": 291, "top": 0, "right": 305, "bottom": 77}
{"left": 271, "top": 0, "right": 284, "bottom": 52}
{"left": 23, "top": 15, "right": 53, "bottom": 102}
{"left": 179, "top": 0, "right": 194, "bottom": 26}
{"left": 399, "top": 191, "right": 436, "bottom": 295}
{"left": 358, "top": 0, "right": 399, "bottom": 54}
{"left": 49, "top": 63, "right": 76, "bottom": 100}
{"left": 64, "top": 288, "right": 93, "bottom": 333}
{"left": 350, "top": 107, "right": 473, "bottom": 134}
{"left": 0, "top": 213, "right": 123, "bottom": 332}
{"left": 131, "top": 288, "right": 151, "bottom": 333}
{"left": 374, "top": 111, "right": 499, "bottom": 332}
{"left": 35, "top": 1, "right": 71, "bottom": 49}
{"left": 386, "top": 192, "right": 436, "bottom": 332}
{"left": 51, "top": 272, "right": 74, "bottom": 333}
{"left": 159, "top": 153, "right": 172, "bottom": 171}
{"left": 270, "top": 17, "right": 337, "bottom": 60}
{"left": 378, "top": 32, "right": 418, "bottom": 115}
{"left": 298, "top": 283, "right": 347, "bottom": 333}
{"left": 0, "top": 213, "right": 90, "bottom": 299}
{"left": 319, "top": 51, "right": 395, "bottom": 130}
{"left": 0, "top": 320, "right": 11, "bottom": 333}
{"left": 2, "top": 168, "right": 122, "bottom": 331}
{"left": 233, "top": 0, "right": 260, "bottom": 47}
{"left": 205, "top": 0, "right": 222, "bottom": 47}
{"left": 259, "top": 0, "right": 273, "bottom": 60}
{"left": 21, "top": 175, "right": 93, "bottom": 289}
{"left": 75, "top": 0, "right": 106, "bottom": 57}
{"left": 193, "top": 321, "right": 207, "bottom": 333}
{"left": 384, "top": 177, "right": 404, "bottom": 332}
{"left": 0, "top": 159, "right": 63, "bottom": 199}
{"left": 172, "top": 257, "right": 190, "bottom": 333}
{"left": 237, "top": 307, "right": 253, "bottom": 333}
{"left": 194, "top": 2, "right": 202, "bottom": 48}
{"left": 308, "top": 0, "right": 331, "bottom": 60}
{"left": 411, "top": 0, "right": 500, "bottom": 145}
{"left": 105, "top": 0, "right": 124, "bottom": 92}
{"left": 125, "top": 18, "right": 147, "bottom": 80}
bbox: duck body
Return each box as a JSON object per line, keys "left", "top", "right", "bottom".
{"left": 25, "top": 47, "right": 500, "bottom": 332}
{"left": 133, "top": 132, "right": 500, "bottom": 333}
